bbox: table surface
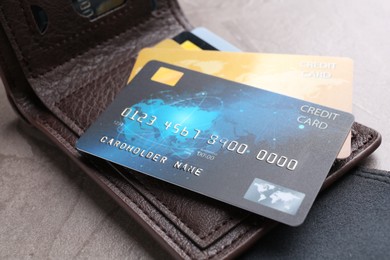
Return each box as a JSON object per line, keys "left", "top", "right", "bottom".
{"left": 1, "top": 0, "right": 389, "bottom": 258}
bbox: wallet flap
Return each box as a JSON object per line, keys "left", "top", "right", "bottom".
{"left": 0, "top": 0, "right": 161, "bottom": 76}
{"left": 0, "top": 0, "right": 191, "bottom": 136}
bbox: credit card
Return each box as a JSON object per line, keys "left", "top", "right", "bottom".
{"left": 128, "top": 48, "right": 353, "bottom": 158}
{"left": 191, "top": 27, "right": 241, "bottom": 52}
{"left": 173, "top": 31, "right": 218, "bottom": 50}
{"left": 72, "top": 0, "right": 126, "bottom": 20}
{"left": 155, "top": 29, "right": 240, "bottom": 51}
{"left": 76, "top": 61, "right": 354, "bottom": 226}
{"left": 154, "top": 39, "right": 182, "bottom": 49}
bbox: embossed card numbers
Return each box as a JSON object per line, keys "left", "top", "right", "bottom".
{"left": 76, "top": 61, "right": 354, "bottom": 226}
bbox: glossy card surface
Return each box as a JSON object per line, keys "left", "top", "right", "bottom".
{"left": 76, "top": 61, "right": 354, "bottom": 226}
{"left": 129, "top": 48, "right": 354, "bottom": 158}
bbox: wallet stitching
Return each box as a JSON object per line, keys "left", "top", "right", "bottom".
{"left": 207, "top": 229, "right": 249, "bottom": 260}
{"left": 30, "top": 12, "right": 158, "bottom": 77}
{"left": 199, "top": 218, "right": 235, "bottom": 240}
{"left": 25, "top": 3, "right": 133, "bottom": 51}
{"left": 1, "top": 0, "right": 172, "bottom": 77}
{"left": 18, "top": 0, "right": 42, "bottom": 41}
{"left": 51, "top": 106, "right": 85, "bottom": 136}
{"left": 1, "top": 0, "right": 188, "bottom": 128}
{"left": 39, "top": 119, "right": 79, "bottom": 154}
{"left": 19, "top": 0, "right": 37, "bottom": 40}
{"left": 0, "top": 6, "right": 33, "bottom": 75}
{"left": 50, "top": 0, "right": 189, "bottom": 134}
{"left": 93, "top": 169, "right": 196, "bottom": 259}
{"left": 11, "top": 0, "right": 133, "bottom": 58}
{"left": 36, "top": 116, "right": 252, "bottom": 259}
{"left": 31, "top": 112, "right": 196, "bottom": 258}
{"left": 52, "top": 57, "right": 133, "bottom": 135}
{"left": 136, "top": 176, "right": 238, "bottom": 240}
{"left": 52, "top": 56, "right": 130, "bottom": 106}
{"left": 109, "top": 170, "right": 252, "bottom": 259}
{"left": 37, "top": 118, "right": 196, "bottom": 258}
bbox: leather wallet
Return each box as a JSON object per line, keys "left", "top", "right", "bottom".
{"left": 0, "top": 0, "right": 382, "bottom": 259}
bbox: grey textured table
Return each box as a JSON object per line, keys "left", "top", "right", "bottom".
{"left": 1, "top": 0, "right": 389, "bottom": 258}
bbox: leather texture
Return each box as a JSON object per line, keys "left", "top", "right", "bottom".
{"left": 0, "top": 0, "right": 382, "bottom": 259}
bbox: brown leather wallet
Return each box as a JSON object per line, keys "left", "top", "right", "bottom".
{"left": 0, "top": 1, "right": 382, "bottom": 259}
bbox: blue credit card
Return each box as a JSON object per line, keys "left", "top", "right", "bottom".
{"left": 76, "top": 61, "right": 354, "bottom": 226}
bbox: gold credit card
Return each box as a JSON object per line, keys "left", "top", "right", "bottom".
{"left": 153, "top": 39, "right": 183, "bottom": 49}
{"left": 129, "top": 48, "right": 353, "bottom": 158}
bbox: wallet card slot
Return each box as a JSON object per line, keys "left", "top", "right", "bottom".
{"left": 118, "top": 168, "right": 251, "bottom": 248}
{"left": 1, "top": 0, "right": 190, "bottom": 137}
{"left": 0, "top": 0, "right": 153, "bottom": 76}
